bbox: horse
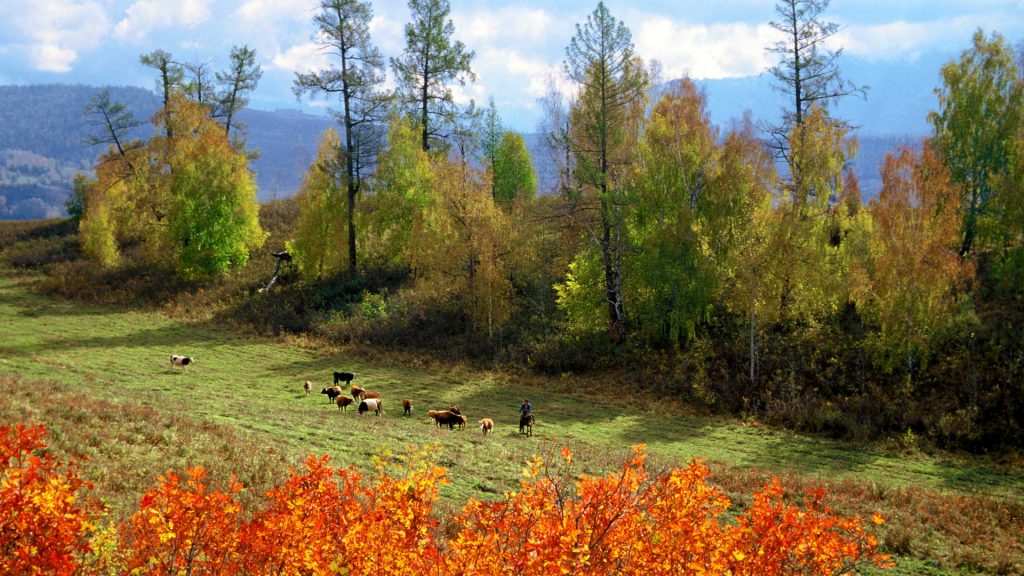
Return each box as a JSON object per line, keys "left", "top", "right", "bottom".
{"left": 519, "top": 412, "right": 534, "bottom": 437}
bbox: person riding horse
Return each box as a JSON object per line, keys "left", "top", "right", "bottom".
{"left": 519, "top": 399, "right": 534, "bottom": 435}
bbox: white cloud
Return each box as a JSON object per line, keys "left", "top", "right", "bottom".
{"left": 633, "top": 17, "right": 779, "bottom": 80}
{"left": 236, "top": 0, "right": 313, "bottom": 22}
{"left": 452, "top": 6, "right": 554, "bottom": 45}
{"left": 1, "top": 0, "right": 109, "bottom": 73}
{"left": 113, "top": 0, "right": 212, "bottom": 41}
{"left": 369, "top": 13, "right": 405, "bottom": 56}
{"left": 270, "top": 39, "right": 330, "bottom": 73}
{"left": 30, "top": 45, "right": 78, "bottom": 73}
{"left": 834, "top": 16, "right": 1018, "bottom": 62}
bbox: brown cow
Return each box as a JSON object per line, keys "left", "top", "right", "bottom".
{"left": 429, "top": 410, "right": 465, "bottom": 430}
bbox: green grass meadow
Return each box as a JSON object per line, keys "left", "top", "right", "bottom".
{"left": 0, "top": 269, "right": 1022, "bottom": 574}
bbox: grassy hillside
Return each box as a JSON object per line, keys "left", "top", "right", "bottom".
{"left": 1, "top": 269, "right": 1021, "bottom": 574}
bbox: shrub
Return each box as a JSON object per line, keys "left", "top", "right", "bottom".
{"left": 0, "top": 423, "right": 100, "bottom": 575}
{"left": 0, "top": 425, "right": 891, "bottom": 576}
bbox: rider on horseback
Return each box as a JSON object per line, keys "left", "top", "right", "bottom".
{"left": 519, "top": 399, "right": 534, "bottom": 435}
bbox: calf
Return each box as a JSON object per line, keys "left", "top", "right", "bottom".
{"left": 402, "top": 399, "right": 413, "bottom": 416}
{"left": 303, "top": 381, "right": 312, "bottom": 397}
{"left": 362, "top": 390, "right": 380, "bottom": 401}
{"left": 479, "top": 418, "right": 493, "bottom": 435}
{"left": 170, "top": 355, "right": 193, "bottom": 371}
{"left": 333, "top": 371, "right": 356, "bottom": 385}
{"left": 358, "top": 398, "right": 382, "bottom": 417}
{"left": 350, "top": 385, "right": 366, "bottom": 400}
{"left": 321, "top": 385, "right": 343, "bottom": 403}
{"left": 336, "top": 396, "right": 354, "bottom": 412}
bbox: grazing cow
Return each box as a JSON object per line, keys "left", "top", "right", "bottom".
{"left": 402, "top": 399, "right": 413, "bottom": 416}
{"left": 303, "top": 381, "right": 312, "bottom": 397}
{"left": 321, "top": 385, "right": 343, "bottom": 403}
{"left": 519, "top": 413, "right": 534, "bottom": 437}
{"left": 358, "top": 398, "right": 382, "bottom": 416}
{"left": 479, "top": 418, "right": 493, "bottom": 435}
{"left": 336, "top": 396, "right": 354, "bottom": 412}
{"left": 334, "top": 371, "right": 356, "bottom": 385}
{"left": 170, "top": 355, "right": 193, "bottom": 371}
{"left": 350, "top": 385, "right": 366, "bottom": 400}
{"left": 429, "top": 410, "right": 465, "bottom": 430}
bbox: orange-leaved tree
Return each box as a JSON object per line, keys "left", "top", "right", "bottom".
{"left": 0, "top": 423, "right": 99, "bottom": 576}
{"left": 444, "top": 446, "right": 889, "bottom": 575}
{"left": 120, "top": 466, "right": 243, "bottom": 575}
{"left": 722, "top": 479, "right": 889, "bottom": 576}
{"left": 241, "top": 448, "right": 447, "bottom": 575}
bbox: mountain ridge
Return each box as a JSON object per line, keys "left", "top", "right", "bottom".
{"left": 0, "top": 83, "right": 925, "bottom": 220}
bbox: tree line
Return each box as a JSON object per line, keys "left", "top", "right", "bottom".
{"left": 76, "top": 0, "right": 1024, "bottom": 448}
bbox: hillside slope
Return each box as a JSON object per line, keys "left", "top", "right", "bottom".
{"left": 0, "top": 84, "right": 332, "bottom": 219}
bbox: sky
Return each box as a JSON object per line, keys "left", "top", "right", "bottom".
{"left": 1, "top": 0, "right": 1022, "bottom": 131}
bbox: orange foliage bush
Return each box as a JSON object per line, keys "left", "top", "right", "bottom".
{"left": 0, "top": 424, "right": 98, "bottom": 576}
{"left": 444, "top": 446, "right": 890, "bottom": 575}
{"left": 0, "top": 425, "right": 889, "bottom": 575}
{"left": 240, "top": 450, "right": 446, "bottom": 575}
{"left": 120, "top": 467, "right": 243, "bottom": 575}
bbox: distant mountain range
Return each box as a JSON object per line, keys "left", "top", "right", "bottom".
{"left": 0, "top": 81, "right": 931, "bottom": 220}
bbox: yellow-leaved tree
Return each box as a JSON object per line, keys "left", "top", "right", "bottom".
{"left": 361, "top": 116, "right": 433, "bottom": 269}
{"left": 412, "top": 157, "right": 513, "bottom": 336}
{"left": 290, "top": 129, "right": 347, "bottom": 278}
{"left": 79, "top": 94, "right": 265, "bottom": 279}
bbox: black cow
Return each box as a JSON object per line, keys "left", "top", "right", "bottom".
{"left": 333, "top": 371, "right": 356, "bottom": 385}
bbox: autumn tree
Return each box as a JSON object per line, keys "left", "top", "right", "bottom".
{"left": 930, "top": 29, "right": 1023, "bottom": 257}
{"left": 766, "top": 0, "right": 865, "bottom": 165}
{"left": 295, "top": 0, "right": 386, "bottom": 272}
{"left": 772, "top": 106, "right": 860, "bottom": 324}
{"left": 217, "top": 45, "right": 263, "bottom": 138}
{"left": 563, "top": 1, "right": 648, "bottom": 341}
{"left": 627, "top": 81, "right": 774, "bottom": 349}
{"left": 854, "top": 143, "right": 974, "bottom": 375}
{"left": 79, "top": 95, "right": 266, "bottom": 278}
{"left": 290, "top": 129, "right": 347, "bottom": 278}
{"left": 362, "top": 116, "right": 433, "bottom": 268}
{"left": 391, "top": 0, "right": 476, "bottom": 151}
{"left": 416, "top": 157, "right": 514, "bottom": 336}
{"left": 492, "top": 131, "right": 537, "bottom": 204}
{"left": 160, "top": 96, "right": 266, "bottom": 279}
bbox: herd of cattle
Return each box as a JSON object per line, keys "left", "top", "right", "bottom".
{"left": 306, "top": 371, "right": 512, "bottom": 436}
{"left": 171, "top": 356, "right": 529, "bottom": 435}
